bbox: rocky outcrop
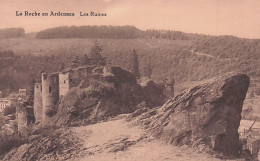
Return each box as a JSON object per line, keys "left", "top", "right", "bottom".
{"left": 130, "top": 74, "right": 250, "bottom": 156}
{"left": 50, "top": 66, "right": 165, "bottom": 126}
{"left": 142, "top": 80, "right": 166, "bottom": 107}
{"left": 1, "top": 128, "right": 82, "bottom": 161}
{"left": 2, "top": 118, "right": 224, "bottom": 161}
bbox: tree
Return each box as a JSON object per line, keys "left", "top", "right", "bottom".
{"left": 0, "top": 114, "right": 5, "bottom": 129}
{"left": 27, "top": 78, "right": 35, "bottom": 106}
{"left": 130, "top": 49, "right": 140, "bottom": 79}
{"left": 71, "top": 54, "right": 80, "bottom": 68}
{"left": 60, "top": 62, "right": 65, "bottom": 71}
{"left": 143, "top": 63, "right": 153, "bottom": 79}
{"left": 3, "top": 105, "right": 16, "bottom": 116}
{"left": 83, "top": 54, "right": 90, "bottom": 65}
{"left": 89, "top": 40, "right": 106, "bottom": 66}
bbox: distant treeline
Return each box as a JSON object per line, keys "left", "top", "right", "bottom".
{"left": 0, "top": 28, "right": 25, "bottom": 39}
{"left": 36, "top": 26, "right": 141, "bottom": 39}
{"left": 144, "top": 30, "right": 190, "bottom": 40}
{"left": 0, "top": 50, "right": 15, "bottom": 57}
{"left": 36, "top": 25, "right": 194, "bottom": 40}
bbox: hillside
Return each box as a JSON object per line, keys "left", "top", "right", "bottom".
{"left": 0, "top": 27, "right": 260, "bottom": 120}
{"left": 1, "top": 35, "right": 259, "bottom": 84}
{"left": 0, "top": 28, "right": 25, "bottom": 39}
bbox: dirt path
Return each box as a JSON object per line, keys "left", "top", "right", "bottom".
{"left": 2, "top": 117, "right": 242, "bottom": 161}
{"left": 71, "top": 118, "right": 223, "bottom": 161}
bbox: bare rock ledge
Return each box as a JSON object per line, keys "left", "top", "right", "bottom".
{"left": 131, "top": 73, "right": 250, "bottom": 156}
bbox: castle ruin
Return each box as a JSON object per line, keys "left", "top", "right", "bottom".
{"left": 41, "top": 72, "right": 59, "bottom": 121}
{"left": 33, "top": 65, "right": 106, "bottom": 123}
{"left": 33, "top": 83, "right": 42, "bottom": 122}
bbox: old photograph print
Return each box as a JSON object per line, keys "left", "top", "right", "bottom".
{"left": 0, "top": 0, "right": 260, "bottom": 160}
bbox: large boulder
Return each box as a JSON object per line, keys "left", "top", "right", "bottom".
{"left": 131, "top": 73, "right": 250, "bottom": 156}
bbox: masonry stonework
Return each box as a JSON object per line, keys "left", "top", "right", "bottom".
{"left": 17, "top": 102, "right": 35, "bottom": 135}
{"left": 41, "top": 72, "right": 59, "bottom": 121}
{"left": 17, "top": 103, "right": 28, "bottom": 133}
{"left": 59, "top": 72, "right": 70, "bottom": 99}
{"left": 36, "top": 66, "right": 103, "bottom": 123}
{"left": 59, "top": 66, "right": 96, "bottom": 98}
{"left": 33, "top": 83, "right": 42, "bottom": 122}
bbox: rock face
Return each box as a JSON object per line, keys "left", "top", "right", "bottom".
{"left": 1, "top": 128, "right": 81, "bottom": 161}
{"left": 131, "top": 74, "right": 250, "bottom": 156}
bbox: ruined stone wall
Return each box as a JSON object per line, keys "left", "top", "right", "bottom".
{"left": 59, "top": 66, "right": 95, "bottom": 99}
{"left": 164, "top": 84, "right": 174, "bottom": 100}
{"left": 17, "top": 103, "right": 27, "bottom": 133}
{"left": 78, "top": 66, "right": 94, "bottom": 79}
{"left": 41, "top": 72, "right": 59, "bottom": 121}
{"left": 19, "top": 89, "right": 27, "bottom": 97}
{"left": 58, "top": 70, "right": 80, "bottom": 99}
{"left": 34, "top": 83, "right": 42, "bottom": 122}
{"left": 69, "top": 70, "right": 81, "bottom": 88}
{"left": 59, "top": 72, "right": 70, "bottom": 99}
{"left": 103, "top": 65, "right": 112, "bottom": 76}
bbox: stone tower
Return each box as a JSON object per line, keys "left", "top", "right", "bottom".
{"left": 41, "top": 72, "right": 59, "bottom": 121}
{"left": 164, "top": 79, "right": 174, "bottom": 100}
{"left": 17, "top": 103, "right": 27, "bottom": 133}
{"left": 59, "top": 72, "right": 70, "bottom": 99}
{"left": 17, "top": 102, "right": 34, "bottom": 135}
{"left": 33, "top": 83, "right": 42, "bottom": 123}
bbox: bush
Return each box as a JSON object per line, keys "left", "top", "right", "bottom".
{"left": 0, "top": 133, "right": 23, "bottom": 156}
{"left": 3, "top": 106, "right": 16, "bottom": 116}
{"left": 0, "top": 114, "right": 4, "bottom": 129}
{"left": 46, "top": 109, "right": 57, "bottom": 117}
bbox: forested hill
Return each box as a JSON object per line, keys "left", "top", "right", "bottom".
{"left": 35, "top": 25, "right": 260, "bottom": 63}
{"left": 36, "top": 26, "right": 141, "bottom": 39}
{"left": 0, "top": 25, "right": 260, "bottom": 98}
{"left": 36, "top": 25, "right": 194, "bottom": 40}
{"left": 0, "top": 28, "right": 25, "bottom": 39}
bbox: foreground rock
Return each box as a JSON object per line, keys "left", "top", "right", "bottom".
{"left": 129, "top": 74, "right": 250, "bottom": 156}
{"left": 1, "top": 117, "right": 224, "bottom": 161}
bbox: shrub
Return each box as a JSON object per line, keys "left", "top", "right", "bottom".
{"left": 3, "top": 106, "right": 16, "bottom": 116}
{"left": 46, "top": 109, "right": 57, "bottom": 117}
{"left": 0, "top": 114, "right": 4, "bottom": 129}
{"left": 0, "top": 133, "right": 23, "bottom": 156}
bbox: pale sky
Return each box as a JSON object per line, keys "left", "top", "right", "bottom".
{"left": 0, "top": 0, "right": 260, "bottom": 38}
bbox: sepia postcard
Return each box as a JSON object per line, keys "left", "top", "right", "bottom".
{"left": 0, "top": 0, "right": 260, "bottom": 160}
